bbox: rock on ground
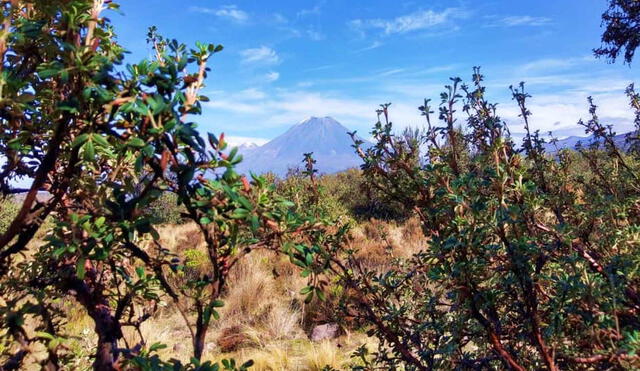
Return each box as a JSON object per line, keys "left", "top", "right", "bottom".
{"left": 310, "top": 323, "right": 340, "bottom": 341}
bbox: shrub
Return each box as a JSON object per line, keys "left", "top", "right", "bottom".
{"left": 276, "top": 167, "right": 410, "bottom": 222}
{"left": 0, "top": 2, "right": 333, "bottom": 370}
{"left": 143, "top": 192, "right": 186, "bottom": 224}
{"left": 324, "top": 70, "right": 640, "bottom": 370}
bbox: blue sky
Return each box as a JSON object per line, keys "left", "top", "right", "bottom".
{"left": 111, "top": 0, "right": 640, "bottom": 145}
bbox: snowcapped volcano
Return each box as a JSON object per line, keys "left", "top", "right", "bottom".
{"left": 235, "top": 116, "right": 369, "bottom": 176}
{"left": 237, "top": 142, "right": 259, "bottom": 151}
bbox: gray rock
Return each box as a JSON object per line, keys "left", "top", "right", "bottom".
{"left": 172, "top": 343, "right": 185, "bottom": 353}
{"left": 311, "top": 323, "right": 340, "bottom": 341}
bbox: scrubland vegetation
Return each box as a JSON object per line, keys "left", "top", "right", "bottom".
{"left": 2, "top": 1, "right": 640, "bottom": 370}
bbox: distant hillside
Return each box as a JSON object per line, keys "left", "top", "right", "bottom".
{"left": 543, "top": 131, "right": 632, "bottom": 152}
{"left": 235, "top": 116, "right": 369, "bottom": 176}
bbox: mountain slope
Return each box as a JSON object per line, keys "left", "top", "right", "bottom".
{"left": 542, "top": 132, "right": 632, "bottom": 152}
{"left": 236, "top": 116, "right": 368, "bottom": 176}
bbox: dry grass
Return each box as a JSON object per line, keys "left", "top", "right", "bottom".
{"left": 35, "top": 218, "right": 420, "bottom": 369}
{"left": 349, "top": 217, "right": 426, "bottom": 271}
{"left": 216, "top": 333, "right": 375, "bottom": 371}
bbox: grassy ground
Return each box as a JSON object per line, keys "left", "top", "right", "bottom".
{"left": 14, "top": 217, "right": 425, "bottom": 370}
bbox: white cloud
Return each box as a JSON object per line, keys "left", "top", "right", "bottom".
{"left": 306, "top": 28, "right": 326, "bottom": 41}
{"left": 204, "top": 54, "right": 637, "bottom": 143}
{"left": 304, "top": 64, "right": 337, "bottom": 73}
{"left": 350, "top": 8, "right": 468, "bottom": 36}
{"left": 272, "top": 13, "right": 288, "bottom": 24}
{"left": 240, "top": 46, "right": 280, "bottom": 65}
{"left": 354, "top": 41, "right": 384, "bottom": 53}
{"left": 518, "top": 57, "right": 591, "bottom": 73}
{"left": 488, "top": 15, "right": 552, "bottom": 27}
{"left": 265, "top": 71, "right": 280, "bottom": 82}
{"left": 379, "top": 68, "right": 406, "bottom": 77}
{"left": 499, "top": 90, "right": 635, "bottom": 138}
{"left": 297, "top": 2, "right": 324, "bottom": 18}
{"left": 205, "top": 80, "right": 636, "bottom": 143}
{"left": 205, "top": 90, "right": 377, "bottom": 129}
{"left": 236, "top": 88, "right": 267, "bottom": 100}
{"left": 190, "top": 5, "right": 249, "bottom": 23}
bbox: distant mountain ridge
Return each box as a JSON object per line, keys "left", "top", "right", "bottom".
{"left": 235, "top": 116, "right": 369, "bottom": 176}
{"left": 542, "top": 131, "right": 633, "bottom": 152}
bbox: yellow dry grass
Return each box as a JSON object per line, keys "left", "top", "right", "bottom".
{"left": 41, "top": 217, "right": 420, "bottom": 369}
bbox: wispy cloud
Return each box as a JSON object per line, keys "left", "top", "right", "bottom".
{"left": 271, "top": 13, "right": 288, "bottom": 24}
{"left": 271, "top": 13, "right": 326, "bottom": 41}
{"left": 190, "top": 5, "right": 249, "bottom": 23}
{"left": 265, "top": 71, "right": 280, "bottom": 82}
{"left": 354, "top": 41, "right": 384, "bottom": 53}
{"left": 205, "top": 66, "right": 637, "bottom": 142}
{"left": 235, "top": 88, "right": 267, "bottom": 100}
{"left": 487, "top": 15, "right": 552, "bottom": 27}
{"left": 205, "top": 89, "right": 382, "bottom": 130}
{"left": 518, "top": 56, "right": 591, "bottom": 73}
{"left": 306, "top": 28, "right": 326, "bottom": 41}
{"left": 350, "top": 8, "right": 469, "bottom": 36}
{"left": 379, "top": 68, "right": 406, "bottom": 77}
{"left": 297, "top": 1, "right": 324, "bottom": 18}
{"left": 304, "top": 64, "right": 338, "bottom": 73}
{"left": 240, "top": 46, "right": 280, "bottom": 65}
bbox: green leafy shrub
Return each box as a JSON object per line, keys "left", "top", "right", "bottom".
{"left": 0, "top": 2, "right": 333, "bottom": 370}
{"left": 328, "top": 70, "right": 640, "bottom": 369}
{"left": 277, "top": 167, "right": 409, "bottom": 222}
{"left": 143, "top": 192, "right": 186, "bottom": 224}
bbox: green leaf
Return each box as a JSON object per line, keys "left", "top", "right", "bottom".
{"left": 34, "top": 331, "right": 55, "bottom": 340}
{"left": 92, "top": 134, "right": 110, "bottom": 147}
{"left": 304, "top": 292, "right": 314, "bottom": 304}
{"left": 52, "top": 247, "right": 67, "bottom": 258}
{"left": 83, "top": 140, "right": 95, "bottom": 162}
{"left": 149, "top": 342, "right": 167, "bottom": 352}
{"left": 208, "top": 133, "right": 218, "bottom": 148}
{"left": 228, "top": 147, "right": 238, "bottom": 161}
{"left": 203, "top": 306, "right": 212, "bottom": 326}
{"left": 250, "top": 215, "right": 259, "bottom": 232}
{"left": 231, "top": 208, "right": 249, "bottom": 219}
{"left": 305, "top": 253, "right": 313, "bottom": 266}
{"left": 237, "top": 196, "right": 253, "bottom": 211}
{"left": 76, "top": 257, "right": 86, "bottom": 279}
{"left": 7, "top": 137, "right": 22, "bottom": 150}
{"left": 38, "top": 69, "right": 59, "bottom": 79}
{"left": 71, "top": 134, "right": 90, "bottom": 148}
{"left": 128, "top": 138, "right": 146, "bottom": 148}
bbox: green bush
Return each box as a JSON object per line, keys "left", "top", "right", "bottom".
{"left": 328, "top": 72, "right": 640, "bottom": 369}
{"left": 0, "top": 3, "right": 333, "bottom": 370}
{"left": 276, "top": 167, "right": 410, "bottom": 222}
{"left": 143, "top": 192, "right": 186, "bottom": 224}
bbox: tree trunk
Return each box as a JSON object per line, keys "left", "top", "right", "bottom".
{"left": 193, "top": 309, "right": 208, "bottom": 361}
{"left": 94, "top": 337, "right": 117, "bottom": 371}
